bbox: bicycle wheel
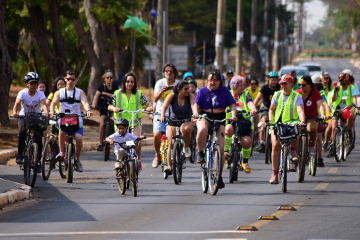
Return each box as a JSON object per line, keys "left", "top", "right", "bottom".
{"left": 172, "top": 142, "right": 182, "bottom": 184}
{"left": 334, "top": 127, "right": 342, "bottom": 162}
{"left": 250, "top": 127, "right": 255, "bottom": 157}
{"left": 189, "top": 127, "right": 197, "bottom": 163}
{"left": 208, "top": 144, "right": 222, "bottom": 195}
{"left": 26, "top": 142, "right": 39, "bottom": 187}
{"left": 104, "top": 124, "right": 110, "bottom": 161}
{"left": 201, "top": 148, "right": 209, "bottom": 193}
{"left": 347, "top": 128, "right": 355, "bottom": 156}
{"left": 163, "top": 148, "right": 168, "bottom": 179}
{"left": 41, "top": 139, "right": 54, "bottom": 180}
{"left": 129, "top": 161, "right": 137, "bottom": 197}
{"left": 297, "top": 136, "right": 307, "bottom": 183}
{"left": 281, "top": 146, "right": 288, "bottom": 193}
{"left": 66, "top": 143, "right": 74, "bottom": 183}
{"left": 264, "top": 126, "right": 271, "bottom": 164}
{"left": 116, "top": 168, "right": 126, "bottom": 194}
{"left": 309, "top": 142, "right": 317, "bottom": 176}
{"left": 133, "top": 157, "right": 139, "bottom": 185}
{"left": 342, "top": 130, "right": 350, "bottom": 161}
{"left": 228, "top": 146, "right": 238, "bottom": 183}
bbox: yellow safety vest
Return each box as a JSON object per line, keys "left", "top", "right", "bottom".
{"left": 271, "top": 90, "right": 300, "bottom": 124}
{"left": 114, "top": 89, "right": 143, "bottom": 127}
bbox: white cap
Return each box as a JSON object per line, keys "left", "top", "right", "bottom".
{"left": 311, "top": 74, "right": 322, "bottom": 84}
{"left": 342, "top": 69, "right": 353, "bottom": 77}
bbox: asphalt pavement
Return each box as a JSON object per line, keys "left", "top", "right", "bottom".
{"left": 0, "top": 58, "right": 360, "bottom": 240}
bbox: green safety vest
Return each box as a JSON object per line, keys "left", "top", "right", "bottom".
{"left": 226, "top": 90, "right": 251, "bottom": 119}
{"left": 332, "top": 85, "right": 353, "bottom": 115}
{"left": 114, "top": 89, "right": 143, "bottom": 126}
{"left": 271, "top": 90, "right": 301, "bottom": 124}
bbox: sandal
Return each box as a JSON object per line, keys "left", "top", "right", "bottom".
{"left": 97, "top": 144, "right": 104, "bottom": 151}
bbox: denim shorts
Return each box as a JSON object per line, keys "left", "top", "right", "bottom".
{"left": 153, "top": 114, "right": 168, "bottom": 133}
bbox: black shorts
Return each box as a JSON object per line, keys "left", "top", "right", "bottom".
{"left": 259, "top": 103, "right": 269, "bottom": 119}
{"left": 232, "top": 119, "right": 251, "bottom": 137}
{"left": 199, "top": 110, "right": 226, "bottom": 126}
{"left": 99, "top": 108, "right": 108, "bottom": 116}
{"left": 168, "top": 119, "right": 191, "bottom": 127}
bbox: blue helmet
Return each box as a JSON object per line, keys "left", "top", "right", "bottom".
{"left": 183, "top": 72, "right": 194, "bottom": 80}
{"left": 221, "top": 74, "right": 225, "bottom": 80}
{"left": 267, "top": 71, "right": 278, "bottom": 78}
{"left": 24, "top": 72, "right": 39, "bottom": 83}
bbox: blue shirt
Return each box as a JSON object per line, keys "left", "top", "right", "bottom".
{"left": 194, "top": 86, "right": 236, "bottom": 109}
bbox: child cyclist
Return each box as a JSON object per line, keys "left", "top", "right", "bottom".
{"left": 106, "top": 118, "right": 145, "bottom": 171}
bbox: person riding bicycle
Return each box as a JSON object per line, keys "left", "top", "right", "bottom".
{"left": 343, "top": 69, "right": 360, "bottom": 97}
{"left": 295, "top": 75, "right": 326, "bottom": 159}
{"left": 105, "top": 118, "right": 145, "bottom": 170}
{"left": 152, "top": 63, "right": 180, "bottom": 168}
{"left": 193, "top": 70, "right": 238, "bottom": 189}
{"left": 108, "top": 72, "right": 152, "bottom": 172}
{"left": 324, "top": 72, "right": 359, "bottom": 155}
{"left": 224, "top": 75, "right": 257, "bottom": 173}
{"left": 247, "top": 76, "right": 260, "bottom": 149}
{"left": 254, "top": 71, "right": 281, "bottom": 153}
{"left": 50, "top": 70, "right": 92, "bottom": 173}
{"left": 268, "top": 75, "right": 306, "bottom": 184}
{"left": 13, "top": 72, "right": 49, "bottom": 165}
{"left": 321, "top": 72, "right": 334, "bottom": 96}
{"left": 91, "top": 70, "right": 120, "bottom": 151}
{"left": 226, "top": 70, "right": 234, "bottom": 88}
{"left": 183, "top": 72, "right": 198, "bottom": 95}
{"left": 159, "top": 80, "right": 195, "bottom": 173}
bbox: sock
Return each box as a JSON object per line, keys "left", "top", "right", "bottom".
{"left": 242, "top": 158, "right": 248, "bottom": 164}
{"left": 273, "top": 170, "right": 279, "bottom": 175}
{"left": 224, "top": 136, "right": 232, "bottom": 152}
{"left": 241, "top": 147, "right": 251, "bottom": 159}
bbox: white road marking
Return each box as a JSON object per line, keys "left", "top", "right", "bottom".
{"left": 315, "top": 183, "right": 329, "bottom": 189}
{"left": 0, "top": 230, "right": 249, "bottom": 237}
{"left": 328, "top": 168, "right": 339, "bottom": 174}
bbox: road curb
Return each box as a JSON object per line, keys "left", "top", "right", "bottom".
{"left": 0, "top": 149, "right": 18, "bottom": 165}
{"left": 0, "top": 178, "right": 32, "bottom": 206}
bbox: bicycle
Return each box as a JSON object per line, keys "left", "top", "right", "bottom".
{"left": 55, "top": 112, "right": 86, "bottom": 183}
{"left": 268, "top": 122, "right": 299, "bottom": 193}
{"left": 11, "top": 113, "right": 48, "bottom": 187}
{"left": 189, "top": 120, "right": 197, "bottom": 164}
{"left": 94, "top": 106, "right": 114, "bottom": 161}
{"left": 113, "top": 138, "right": 144, "bottom": 197}
{"left": 198, "top": 114, "right": 230, "bottom": 195}
{"left": 257, "top": 109, "right": 272, "bottom": 164}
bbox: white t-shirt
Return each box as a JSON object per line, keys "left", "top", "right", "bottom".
{"left": 154, "top": 78, "right": 179, "bottom": 115}
{"left": 108, "top": 132, "right": 138, "bottom": 155}
{"left": 17, "top": 89, "right": 46, "bottom": 115}
{"left": 58, "top": 87, "right": 83, "bottom": 124}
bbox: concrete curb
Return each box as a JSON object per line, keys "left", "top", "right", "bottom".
{"left": 0, "top": 178, "right": 32, "bottom": 206}
{"left": 0, "top": 149, "right": 17, "bottom": 165}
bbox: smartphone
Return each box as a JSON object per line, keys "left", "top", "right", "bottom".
{"left": 165, "top": 86, "right": 174, "bottom": 91}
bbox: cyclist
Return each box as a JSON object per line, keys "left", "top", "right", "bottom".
{"left": 47, "top": 77, "right": 66, "bottom": 113}
{"left": 50, "top": 70, "right": 92, "bottom": 172}
{"left": 105, "top": 118, "right": 145, "bottom": 170}
{"left": 289, "top": 71, "right": 299, "bottom": 90}
{"left": 12, "top": 72, "right": 48, "bottom": 166}
{"left": 226, "top": 70, "right": 234, "bottom": 88}
{"left": 312, "top": 74, "right": 331, "bottom": 167}
{"left": 91, "top": 70, "right": 119, "bottom": 151}
{"left": 183, "top": 72, "right": 198, "bottom": 95}
{"left": 108, "top": 72, "right": 152, "bottom": 172}
{"left": 295, "top": 75, "right": 326, "bottom": 158}
{"left": 245, "top": 75, "right": 251, "bottom": 88}
{"left": 193, "top": 70, "right": 238, "bottom": 189}
{"left": 269, "top": 75, "right": 306, "bottom": 184}
{"left": 152, "top": 63, "right": 180, "bottom": 168}
{"left": 159, "top": 80, "right": 195, "bottom": 173}
{"left": 247, "top": 77, "right": 260, "bottom": 149}
{"left": 321, "top": 72, "right": 334, "bottom": 95}
{"left": 343, "top": 69, "right": 360, "bottom": 97}
{"left": 37, "top": 80, "right": 50, "bottom": 97}
{"left": 254, "top": 71, "right": 281, "bottom": 153}
{"left": 224, "top": 75, "right": 257, "bottom": 173}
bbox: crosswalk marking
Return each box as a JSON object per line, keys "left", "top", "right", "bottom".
{"left": 328, "top": 168, "right": 339, "bottom": 174}
{"left": 315, "top": 183, "right": 329, "bottom": 189}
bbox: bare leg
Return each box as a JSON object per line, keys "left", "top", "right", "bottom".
{"left": 133, "top": 124, "right": 142, "bottom": 159}
{"left": 153, "top": 131, "right": 162, "bottom": 155}
{"left": 196, "top": 119, "right": 209, "bottom": 152}
{"left": 180, "top": 122, "right": 193, "bottom": 148}
{"left": 271, "top": 130, "right": 281, "bottom": 171}
{"left": 74, "top": 133, "right": 83, "bottom": 161}
{"left": 99, "top": 115, "right": 106, "bottom": 145}
{"left": 166, "top": 126, "right": 175, "bottom": 166}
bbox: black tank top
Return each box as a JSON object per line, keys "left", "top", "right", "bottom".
{"left": 170, "top": 94, "right": 192, "bottom": 119}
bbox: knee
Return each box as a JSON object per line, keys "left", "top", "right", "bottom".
{"left": 154, "top": 131, "right": 162, "bottom": 139}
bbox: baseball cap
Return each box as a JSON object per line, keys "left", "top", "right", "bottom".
{"left": 280, "top": 75, "right": 293, "bottom": 84}
{"left": 311, "top": 74, "right": 322, "bottom": 84}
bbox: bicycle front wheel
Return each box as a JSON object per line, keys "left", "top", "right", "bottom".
{"left": 24, "top": 141, "right": 39, "bottom": 187}
{"left": 163, "top": 148, "right": 168, "bottom": 179}
{"left": 334, "top": 127, "right": 342, "bottom": 162}
{"left": 201, "top": 148, "right": 209, "bottom": 193}
{"left": 208, "top": 144, "right": 222, "bottom": 195}
{"left": 116, "top": 168, "right": 126, "bottom": 195}
{"left": 343, "top": 130, "right": 350, "bottom": 161}
{"left": 41, "top": 139, "right": 54, "bottom": 180}
{"left": 190, "top": 127, "right": 197, "bottom": 163}
{"left": 104, "top": 124, "right": 110, "bottom": 161}
{"left": 129, "top": 161, "right": 137, "bottom": 197}
{"left": 347, "top": 128, "right": 355, "bottom": 157}
{"left": 297, "top": 136, "right": 307, "bottom": 183}
{"left": 281, "top": 146, "right": 288, "bottom": 193}
{"left": 264, "top": 126, "right": 271, "bottom": 164}
{"left": 250, "top": 127, "right": 255, "bottom": 157}
{"left": 66, "top": 143, "right": 74, "bottom": 183}
{"left": 228, "top": 146, "right": 238, "bottom": 183}
{"left": 309, "top": 142, "right": 317, "bottom": 176}
{"left": 172, "top": 142, "right": 182, "bottom": 185}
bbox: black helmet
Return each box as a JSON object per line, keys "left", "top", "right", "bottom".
{"left": 246, "top": 75, "right": 252, "bottom": 81}
{"left": 188, "top": 79, "right": 197, "bottom": 87}
{"left": 115, "top": 117, "right": 129, "bottom": 128}
{"left": 227, "top": 70, "right": 233, "bottom": 76}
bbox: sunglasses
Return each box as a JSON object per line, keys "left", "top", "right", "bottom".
{"left": 106, "top": 77, "right": 113, "bottom": 79}
{"left": 66, "top": 78, "right": 76, "bottom": 82}
{"left": 251, "top": 83, "right": 258, "bottom": 86}
{"left": 299, "top": 84, "right": 307, "bottom": 87}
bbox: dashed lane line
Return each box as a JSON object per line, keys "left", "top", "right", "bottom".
{"left": 328, "top": 168, "right": 339, "bottom": 174}
{"left": 315, "top": 183, "right": 329, "bottom": 189}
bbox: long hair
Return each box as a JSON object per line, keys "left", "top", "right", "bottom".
{"left": 174, "top": 80, "right": 189, "bottom": 95}
{"left": 314, "top": 83, "right": 324, "bottom": 91}
{"left": 300, "top": 75, "right": 314, "bottom": 88}
{"left": 51, "top": 77, "right": 66, "bottom": 94}
{"left": 38, "top": 80, "right": 50, "bottom": 96}
{"left": 121, "top": 72, "right": 137, "bottom": 94}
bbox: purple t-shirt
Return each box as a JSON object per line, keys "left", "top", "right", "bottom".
{"left": 194, "top": 86, "right": 236, "bottom": 109}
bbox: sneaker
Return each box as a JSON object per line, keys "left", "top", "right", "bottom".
{"left": 138, "top": 159, "right": 142, "bottom": 172}
{"left": 309, "top": 146, "right": 315, "bottom": 156}
{"left": 197, "top": 151, "right": 205, "bottom": 164}
{"left": 290, "top": 150, "right": 299, "bottom": 161}
{"left": 322, "top": 142, "right": 328, "bottom": 151}
{"left": 56, "top": 152, "right": 64, "bottom": 162}
{"left": 97, "top": 144, "right": 104, "bottom": 151}
{"left": 16, "top": 155, "right": 23, "bottom": 164}
{"left": 224, "top": 152, "right": 229, "bottom": 169}
{"left": 242, "top": 162, "right": 251, "bottom": 173}
{"left": 318, "top": 158, "right": 325, "bottom": 167}
{"left": 269, "top": 174, "right": 279, "bottom": 184}
{"left": 75, "top": 161, "right": 83, "bottom": 172}
{"left": 289, "top": 161, "right": 297, "bottom": 172}
{"left": 114, "top": 161, "right": 121, "bottom": 170}
{"left": 152, "top": 154, "right": 161, "bottom": 168}
{"left": 254, "top": 143, "right": 259, "bottom": 151}
{"left": 164, "top": 165, "right": 171, "bottom": 173}
{"left": 184, "top": 147, "right": 191, "bottom": 158}
{"left": 37, "top": 163, "right": 42, "bottom": 173}
{"left": 218, "top": 177, "right": 225, "bottom": 189}
{"left": 258, "top": 142, "right": 265, "bottom": 153}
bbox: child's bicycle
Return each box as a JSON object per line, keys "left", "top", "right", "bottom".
{"left": 113, "top": 138, "right": 144, "bottom": 197}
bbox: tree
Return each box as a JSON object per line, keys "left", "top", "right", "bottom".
{"left": 0, "top": 0, "right": 13, "bottom": 126}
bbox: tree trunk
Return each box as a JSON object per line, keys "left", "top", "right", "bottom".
{"left": 111, "top": 24, "right": 123, "bottom": 78}
{"left": 0, "top": 0, "right": 13, "bottom": 127}
{"left": 27, "top": 4, "right": 68, "bottom": 80}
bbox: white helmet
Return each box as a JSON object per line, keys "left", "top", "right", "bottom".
{"left": 311, "top": 74, "right": 322, "bottom": 84}
{"left": 342, "top": 69, "right": 353, "bottom": 77}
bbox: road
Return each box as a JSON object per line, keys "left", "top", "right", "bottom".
{"left": 1, "top": 59, "right": 360, "bottom": 240}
